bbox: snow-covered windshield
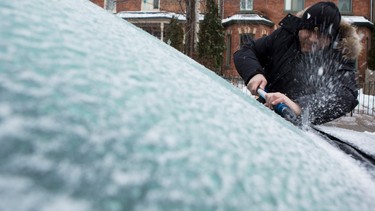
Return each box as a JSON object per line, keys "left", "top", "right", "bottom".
{"left": 1, "top": 0, "right": 375, "bottom": 210}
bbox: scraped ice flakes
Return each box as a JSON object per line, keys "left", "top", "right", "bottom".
{"left": 318, "top": 66, "right": 324, "bottom": 76}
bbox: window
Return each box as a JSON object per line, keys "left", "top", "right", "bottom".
{"left": 284, "top": 0, "right": 304, "bottom": 12}
{"left": 240, "top": 33, "right": 254, "bottom": 48}
{"left": 338, "top": 0, "right": 352, "bottom": 13}
{"left": 104, "top": 0, "right": 116, "bottom": 12}
{"left": 226, "top": 34, "right": 231, "bottom": 66}
{"left": 153, "top": 0, "right": 159, "bottom": 9}
{"left": 240, "top": 0, "right": 253, "bottom": 11}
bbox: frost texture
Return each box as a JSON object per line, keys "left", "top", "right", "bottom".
{"left": 1, "top": 0, "right": 375, "bottom": 210}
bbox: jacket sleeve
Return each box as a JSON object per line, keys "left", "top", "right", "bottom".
{"left": 233, "top": 28, "right": 281, "bottom": 85}
{"left": 296, "top": 60, "right": 358, "bottom": 125}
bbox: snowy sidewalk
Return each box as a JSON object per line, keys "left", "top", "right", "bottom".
{"left": 323, "top": 113, "right": 375, "bottom": 133}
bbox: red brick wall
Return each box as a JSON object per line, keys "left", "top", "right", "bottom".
{"left": 160, "top": 0, "right": 211, "bottom": 14}
{"left": 160, "top": 0, "right": 185, "bottom": 13}
{"left": 117, "top": 0, "right": 141, "bottom": 11}
{"left": 253, "top": 0, "right": 289, "bottom": 25}
{"left": 222, "top": 0, "right": 240, "bottom": 18}
{"left": 90, "top": 0, "right": 104, "bottom": 8}
{"left": 94, "top": 0, "right": 372, "bottom": 23}
{"left": 115, "top": 0, "right": 207, "bottom": 13}
{"left": 351, "top": 0, "right": 371, "bottom": 18}
{"left": 357, "top": 27, "right": 372, "bottom": 80}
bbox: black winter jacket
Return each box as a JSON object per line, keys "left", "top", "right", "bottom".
{"left": 234, "top": 14, "right": 359, "bottom": 125}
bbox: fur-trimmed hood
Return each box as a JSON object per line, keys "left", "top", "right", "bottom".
{"left": 296, "top": 9, "right": 363, "bottom": 60}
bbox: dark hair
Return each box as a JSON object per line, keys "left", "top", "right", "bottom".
{"left": 299, "top": 2, "right": 341, "bottom": 39}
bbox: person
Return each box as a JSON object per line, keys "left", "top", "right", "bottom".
{"left": 234, "top": 1, "right": 362, "bottom": 125}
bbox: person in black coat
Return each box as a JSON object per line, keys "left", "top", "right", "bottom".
{"left": 234, "top": 1, "right": 361, "bottom": 125}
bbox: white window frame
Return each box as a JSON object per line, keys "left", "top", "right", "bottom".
{"left": 338, "top": 0, "right": 352, "bottom": 13}
{"left": 153, "top": 0, "right": 159, "bottom": 9}
{"left": 142, "top": 0, "right": 159, "bottom": 11}
{"left": 284, "top": 0, "right": 304, "bottom": 12}
{"left": 240, "top": 0, "right": 253, "bottom": 11}
{"left": 104, "top": 0, "right": 116, "bottom": 13}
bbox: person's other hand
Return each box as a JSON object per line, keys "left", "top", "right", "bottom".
{"left": 264, "top": 92, "right": 302, "bottom": 116}
{"left": 247, "top": 74, "right": 267, "bottom": 95}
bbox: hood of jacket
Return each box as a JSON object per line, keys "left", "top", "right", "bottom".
{"left": 295, "top": 8, "right": 362, "bottom": 60}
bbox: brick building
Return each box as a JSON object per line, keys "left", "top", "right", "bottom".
{"left": 90, "top": 0, "right": 373, "bottom": 83}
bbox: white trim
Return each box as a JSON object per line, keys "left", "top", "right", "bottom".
{"left": 342, "top": 16, "right": 374, "bottom": 25}
{"left": 222, "top": 14, "right": 273, "bottom": 25}
{"left": 117, "top": 11, "right": 204, "bottom": 21}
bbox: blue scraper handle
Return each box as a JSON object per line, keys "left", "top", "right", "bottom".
{"left": 257, "top": 88, "right": 298, "bottom": 124}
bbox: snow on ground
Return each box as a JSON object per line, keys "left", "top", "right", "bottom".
{"left": 325, "top": 113, "right": 375, "bottom": 132}
{"left": 323, "top": 89, "right": 375, "bottom": 133}
{"left": 356, "top": 88, "right": 375, "bottom": 115}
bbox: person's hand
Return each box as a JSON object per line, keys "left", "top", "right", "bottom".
{"left": 264, "top": 92, "right": 302, "bottom": 116}
{"left": 247, "top": 74, "right": 267, "bottom": 95}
